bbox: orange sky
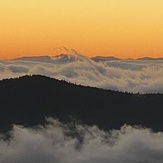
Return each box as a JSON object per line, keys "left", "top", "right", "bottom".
{"left": 0, "top": 0, "right": 163, "bottom": 59}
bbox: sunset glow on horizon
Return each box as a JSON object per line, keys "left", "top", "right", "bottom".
{"left": 1, "top": 0, "right": 163, "bottom": 59}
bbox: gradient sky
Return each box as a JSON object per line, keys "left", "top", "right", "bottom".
{"left": 1, "top": 0, "right": 163, "bottom": 59}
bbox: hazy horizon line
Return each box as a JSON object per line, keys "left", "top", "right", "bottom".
{"left": 2, "top": 53, "right": 163, "bottom": 61}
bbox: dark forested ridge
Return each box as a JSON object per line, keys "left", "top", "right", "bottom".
{"left": 0, "top": 75, "right": 163, "bottom": 133}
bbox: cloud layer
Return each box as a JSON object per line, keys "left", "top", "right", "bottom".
{"left": 0, "top": 53, "right": 163, "bottom": 93}
{"left": 0, "top": 118, "right": 163, "bottom": 163}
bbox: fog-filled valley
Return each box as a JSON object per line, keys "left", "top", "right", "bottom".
{"left": 0, "top": 52, "right": 163, "bottom": 93}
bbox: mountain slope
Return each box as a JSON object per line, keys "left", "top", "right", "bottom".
{"left": 0, "top": 75, "right": 163, "bottom": 133}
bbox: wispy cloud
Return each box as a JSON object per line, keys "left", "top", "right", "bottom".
{"left": 0, "top": 118, "right": 163, "bottom": 163}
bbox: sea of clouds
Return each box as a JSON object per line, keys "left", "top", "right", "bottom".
{"left": 0, "top": 52, "right": 163, "bottom": 93}
{"left": 0, "top": 118, "right": 163, "bottom": 163}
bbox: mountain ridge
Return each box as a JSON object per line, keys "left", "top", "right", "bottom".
{"left": 0, "top": 75, "right": 163, "bottom": 133}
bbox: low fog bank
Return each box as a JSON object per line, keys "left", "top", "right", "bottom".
{"left": 0, "top": 54, "right": 163, "bottom": 93}
{"left": 0, "top": 118, "right": 163, "bottom": 163}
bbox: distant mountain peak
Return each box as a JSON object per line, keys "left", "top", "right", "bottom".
{"left": 52, "top": 53, "right": 91, "bottom": 64}
{"left": 52, "top": 47, "right": 92, "bottom": 64}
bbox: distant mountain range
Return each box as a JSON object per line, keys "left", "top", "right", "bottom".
{"left": 11, "top": 54, "right": 163, "bottom": 63}
{"left": 12, "top": 53, "right": 89, "bottom": 64}
{"left": 136, "top": 57, "right": 163, "bottom": 60}
{"left": 12, "top": 56, "right": 54, "bottom": 63}
{"left": 0, "top": 75, "right": 163, "bottom": 133}
{"left": 92, "top": 56, "right": 163, "bottom": 61}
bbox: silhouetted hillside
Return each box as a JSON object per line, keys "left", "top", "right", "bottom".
{"left": 0, "top": 75, "right": 163, "bottom": 133}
